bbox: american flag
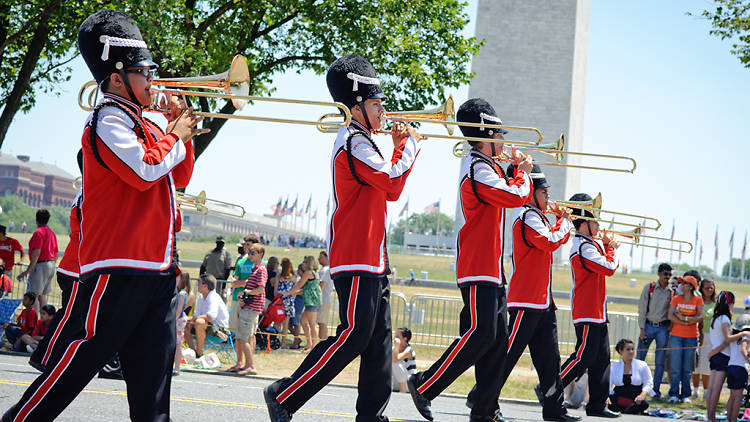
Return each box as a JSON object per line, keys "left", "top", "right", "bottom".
{"left": 743, "top": 230, "right": 747, "bottom": 261}
{"left": 326, "top": 194, "right": 331, "bottom": 216}
{"left": 655, "top": 239, "right": 659, "bottom": 258}
{"left": 311, "top": 209, "right": 317, "bottom": 220}
{"left": 271, "top": 197, "right": 282, "bottom": 216}
{"left": 305, "top": 195, "right": 312, "bottom": 214}
{"left": 399, "top": 199, "right": 409, "bottom": 217}
{"left": 291, "top": 196, "right": 298, "bottom": 212}
{"left": 424, "top": 201, "right": 440, "bottom": 215}
{"left": 714, "top": 225, "right": 719, "bottom": 262}
{"left": 281, "top": 198, "right": 289, "bottom": 215}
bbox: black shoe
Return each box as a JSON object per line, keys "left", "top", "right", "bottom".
{"left": 28, "top": 358, "right": 44, "bottom": 372}
{"left": 586, "top": 408, "right": 620, "bottom": 418}
{"left": 470, "top": 409, "right": 504, "bottom": 422}
{"left": 534, "top": 384, "right": 544, "bottom": 405}
{"left": 407, "top": 374, "right": 433, "bottom": 421}
{"left": 264, "top": 383, "right": 292, "bottom": 422}
{"left": 543, "top": 411, "right": 582, "bottom": 422}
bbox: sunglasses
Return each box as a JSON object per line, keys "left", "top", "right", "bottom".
{"left": 248, "top": 251, "right": 258, "bottom": 256}
{"left": 661, "top": 272, "right": 672, "bottom": 276}
{"left": 126, "top": 68, "right": 156, "bottom": 79}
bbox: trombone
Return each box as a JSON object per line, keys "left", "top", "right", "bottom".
{"left": 597, "top": 228, "right": 694, "bottom": 254}
{"left": 73, "top": 177, "right": 82, "bottom": 190}
{"left": 78, "top": 55, "right": 351, "bottom": 132}
{"left": 452, "top": 134, "right": 637, "bottom": 173}
{"left": 550, "top": 192, "right": 662, "bottom": 231}
{"left": 177, "top": 191, "right": 246, "bottom": 218}
{"left": 316, "top": 95, "right": 543, "bottom": 145}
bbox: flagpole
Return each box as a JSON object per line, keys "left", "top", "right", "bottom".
{"left": 640, "top": 244, "right": 645, "bottom": 273}
{"left": 669, "top": 219, "right": 675, "bottom": 264}
{"left": 694, "top": 222, "right": 698, "bottom": 268}
{"left": 435, "top": 200, "right": 441, "bottom": 254}
{"left": 729, "top": 228, "right": 735, "bottom": 281}
{"left": 741, "top": 230, "right": 747, "bottom": 283}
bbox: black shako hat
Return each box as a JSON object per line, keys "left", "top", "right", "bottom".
{"left": 457, "top": 98, "right": 509, "bottom": 144}
{"left": 78, "top": 10, "right": 157, "bottom": 83}
{"left": 506, "top": 163, "right": 549, "bottom": 190}
{"left": 326, "top": 54, "right": 386, "bottom": 108}
{"left": 568, "top": 193, "right": 595, "bottom": 219}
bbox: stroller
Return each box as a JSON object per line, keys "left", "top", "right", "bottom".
{"left": 255, "top": 294, "right": 286, "bottom": 352}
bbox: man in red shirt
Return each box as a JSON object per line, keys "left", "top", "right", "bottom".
{"left": 17, "top": 209, "right": 58, "bottom": 315}
{"left": 0, "top": 225, "right": 24, "bottom": 277}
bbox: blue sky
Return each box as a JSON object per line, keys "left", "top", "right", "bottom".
{"left": 4, "top": 0, "right": 749, "bottom": 273}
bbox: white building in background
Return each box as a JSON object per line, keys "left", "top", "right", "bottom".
{"left": 180, "top": 211, "right": 316, "bottom": 241}
{"left": 455, "top": 0, "right": 591, "bottom": 262}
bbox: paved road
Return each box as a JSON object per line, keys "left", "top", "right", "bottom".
{"left": 0, "top": 354, "right": 661, "bottom": 421}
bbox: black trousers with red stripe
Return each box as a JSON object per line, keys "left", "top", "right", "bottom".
{"left": 3, "top": 273, "right": 176, "bottom": 422}
{"left": 500, "top": 307, "right": 565, "bottom": 416}
{"left": 29, "top": 272, "right": 78, "bottom": 368}
{"left": 412, "top": 284, "right": 508, "bottom": 418}
{"left": 273, "top": 275, "right": 391, "bottom": 422}
{"left": 557, "top": 322, "right": 610, "bottom": 413}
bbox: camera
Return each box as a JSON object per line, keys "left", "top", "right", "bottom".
{"left": 239, "top": 291, "right": 255, "bottom": 305}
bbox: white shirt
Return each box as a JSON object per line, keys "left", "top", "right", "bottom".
{"left": 609, "top": 358, "right": 654, "bottom": 395}
{"left": 319, "top": 265, "right": 334, "bottom": 303}
{"left": 195, "top": 290, "right": 229, "bottom": 327}
{"left": 709, "top": 314, "right": 732, "bottom": 356}
{"left": 728, "top": 334, "right": 750, "bottom": 367}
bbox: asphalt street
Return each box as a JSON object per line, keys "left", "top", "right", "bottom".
{"left": 0, "top": 354, "right": 663, "bottom": 421}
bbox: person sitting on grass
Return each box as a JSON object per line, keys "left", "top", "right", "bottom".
{"left": 608, "top": 339, "right": 653, "bottom": 414}
{"left": 392, "top": 327, "right": 416, "bottom": 393}
{"left": 3, "top": 292, "right": 37, "bottom": 352}
{"left": 20, "top": 305, "right": 55, "bottom": 353}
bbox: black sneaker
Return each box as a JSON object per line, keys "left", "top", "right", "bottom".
{"left": 585, "top": 408, "right": 620, "bottom": 418}
{"left": 28, "top": 358, "right": 44, "bottom": 372}
{"left": 534, "top": 384, "right": 544, "bottom": 405}
{"left": 264, "top": 383, "right": 292, "bottom": 422}
{"left": 407, "top": 374, "right": 433, "bottom": 421}
{"left": 470, "top": 409, "right": 504, "bottom": 422}
{"left": 543, "top": 411, "right": 582, "bottom": 422}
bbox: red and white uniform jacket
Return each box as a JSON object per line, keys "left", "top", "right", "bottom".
{"left": 569, "top": 233, "right": 619, "bottom": 324}
{"left": 327, "top": 120, "right": 420, "bottom": 278}
{"left": 57, "top": 190, "right": 82, "bottom": 279}
{"left": 455, "top": 151, "right": 532, "bottom": 287}
{"left": 79, "top": 93, "right": 194, "bottom": 280}
{"left": 507, "top": 205, "right": 572, "bottom": 309}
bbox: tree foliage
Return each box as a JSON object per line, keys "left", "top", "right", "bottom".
{"left": 0, "top": 195, "right": 70, "bottom": 235}
{"left": 722, "top": 258, "right": 750, "bottom": 279}
{"left": 696, "top": 0, "right": 750, "bottom": 67}
{"left": 390, "top": 212, "right": 454, "bottom": 244}
{"left": 0, "top": 0, "right": 481, "bottom": 157}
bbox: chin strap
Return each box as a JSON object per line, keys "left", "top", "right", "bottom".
{"left": 118, "top": 69, "right": 141, "bottom": 107}
{"left": 358, "top": 101, "right": 373, "bottom": 132}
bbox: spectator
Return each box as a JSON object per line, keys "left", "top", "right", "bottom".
{"left": 667, "top": 275, "right": 703, "bottom": 403}
{"left": 694, "top": 278, "right": 717, "bottom": 399}
{"left": 706, "top": 291, "right": 735, "bottom": 422}
{"left": 636, "top": 263, "right": 673, "bottom": 398}
{"left": 0, "top": 258, "right": 11, "bottom": 298}
{"left": 0, "top": 224, "right": 24, "bottom": 277}
{"left": 317, "top": 251, "right": 332, "bottom": 339}
{"left": 392, "top": 327, "right": 416, "bottom": 393}
{"left": 227, "top": 238, "right": 254, "bottom": 372}
{"left": 563, "top": 372, "right": 589, "bottom": 410}
{"left": 20, "top": 305, "right": 55, "bottom": 353}
{"left": 276, "top": 258, "right": 297, "bottom": 348}
{"left": 288, "top": 264, "right": 306, "bottom": 350}
{"left": 3, "top": 292, "right": 37, "bottom": 352}
{"left": 290, "top": 256, "right": 321, "bottom": 352}
{"left": 235, "top": 243, "right": 267, "bottom": 375}
{"left": 17, "top": 209, "right": 58, "bottom": 316}
{"left": 200, "top": 236, "right": 232, "bottom": 299}
{"left": 409, "top": 268, "right": 415, "bottom": 285}
{"left": 174, "top": 273, "right": 192, "bottom": 376}
{"left": 265, "top": 257, "right": 280, "bottom": 309}
{"left": 725, "top": 316, "right": 750, "bottom": 422}
{"left": 8, "top": 221, "right": 13, "bottom": 232}
{"left": 609, "top": 339, "right": 653, "bottom": 414}
{"left": 185, "top": 274, "right": 229, "bottom": 357}
{"left": 21, "top": 222, "right": 26, "bottom": 233}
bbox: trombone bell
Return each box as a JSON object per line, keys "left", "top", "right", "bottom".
{"left": 385, "top": 95, "right": 456, "bottom": 135}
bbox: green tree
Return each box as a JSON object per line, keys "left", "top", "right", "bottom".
{"left": 390, "top": 212, "right": 453, "bottom": 244}
{"left": 722, "top": 258, "right": 750, "bottom": 279}
{"left": 0, "top": 195, "right": 70, "bottom": 234}
{"left": 649, "top": 261, "right": 714, "bottom": 276}
{"left": 1, "top": 0, "right": 481, "bottom": 157}
{"left": 696, "top": 1, "right": 750, "bottom": 68}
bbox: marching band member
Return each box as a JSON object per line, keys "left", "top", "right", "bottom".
{"left": 406, "top": 98, "right": 532, "bottom": 422}
{"left": 264, "top": 54, "right": 421, "bottom": 422}
{"left": 553, "top": 193, "right": 621, "bottom": 418}
{"left": 497, "top": 164, "right": 579, "bottom": 422}
{"left": 3, "top": 10, "right": 204, "bottom": 421}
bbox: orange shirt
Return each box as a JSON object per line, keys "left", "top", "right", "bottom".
{"left": 670, "top": 294, "right": 704, "bottom": 338}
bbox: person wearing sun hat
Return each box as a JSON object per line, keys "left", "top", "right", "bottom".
{"left": 666, "top": 274, "right": 704, "bottom": 403}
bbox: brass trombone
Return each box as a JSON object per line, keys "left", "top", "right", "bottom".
{"left": 78, "top": 55, "right": 351, "bottom": 131}
{"left": 452, "top": 134, "right": 637, "bottom": 173}
{"left": 597, "top": 228, "right": 694, "bottom": 254}
{"left": 177, "top": 191, "right": 246, "bottom": 218}
{"left": 73, "top": 177, "right": 82, "bottom": 190}
{"left": 316, "top": 95, "right": 542, "bottom": 145}
{"left": 550, "top": 192, "right": 662, "bottom": 231}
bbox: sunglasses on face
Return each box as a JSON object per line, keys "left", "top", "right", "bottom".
{"left": 248, "top": 251, "right": 258, "bottom": 256}
{"left": 661, "top": 272, "right": 672, "bottom": 276}
{"left": 126, "top": 68, "right": 156, "bottom": 79}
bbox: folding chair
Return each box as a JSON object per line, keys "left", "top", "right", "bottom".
{"left": 0, "top": 298, "right": 23, "bottom": 342}
{"left": 203, "top": 331, "right": 236, "bottom": 362}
